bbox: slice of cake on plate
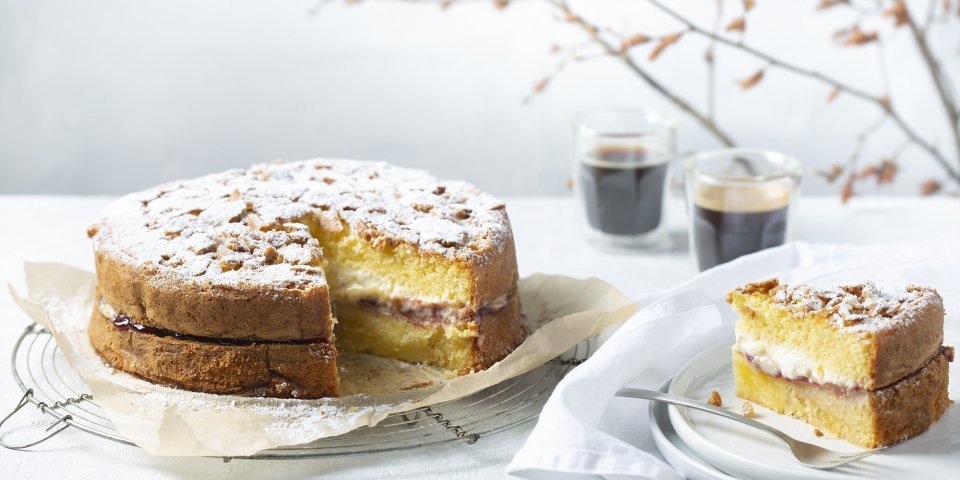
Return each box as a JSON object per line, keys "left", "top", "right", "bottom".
{"left": 728, "top": 278, "right": 953, "bottom": 448}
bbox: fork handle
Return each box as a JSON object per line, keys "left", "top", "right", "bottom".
{"left": 615, "top": 387, "right": 791, "bottom": 446}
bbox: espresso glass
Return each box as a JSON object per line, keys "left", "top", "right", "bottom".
{"left": 573, "top": 109, "right": 676, "bottom": 250}
{"left": 685, "top": 149, "right": 802, "bottom": 271}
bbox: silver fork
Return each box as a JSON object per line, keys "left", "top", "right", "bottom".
{"left": 616, "top": 387, "right": 884, "bottom": 470}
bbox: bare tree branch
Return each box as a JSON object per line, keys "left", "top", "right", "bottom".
{"left": 904, "top": 1, "right": 960, "bottom": 143}
{"left": 644, "top": 0, "right": 960, "bottom": 183}
{"left": 546, "top": 0, "right": 737, "bottom": 146}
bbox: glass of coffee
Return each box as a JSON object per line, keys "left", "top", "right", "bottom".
{"left": 573, "top": 109, "right": 676, "bottom": 250}
{"left": 685, "top": 148, "right": 802, "bottom": 271}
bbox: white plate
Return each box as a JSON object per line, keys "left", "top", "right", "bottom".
{"left": 649, "top": 379, "right": 735, "bottom": 480}
{"left": 667, "top": 341, "right": 960, "bottom": 480}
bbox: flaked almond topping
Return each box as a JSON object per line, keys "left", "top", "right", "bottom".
{"left": 843, "top": 316, "right": 866, "bottom": 327}
{"left": 751, "top": 279, "right": 941, "bottom": 332}
{"left": 736, "top": 278, "right": 780, "bottom": 296}
{"left": 219, "top": 258, "right": 243, "bottom": 271}
{"left": 740, "top": 401, "right": 756, "bottom": 418}
{"left": 262, "top": 245, "right": 279, "bottom": 264}
{"left": 707, "top": 390, "right": 722, "bottom": 407}
{"left": 412, "top": 203, "right": 433, "bottom": 213}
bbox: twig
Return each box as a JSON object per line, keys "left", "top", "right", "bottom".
{"left": 707, "top": 0, "right": 723, "bottom": 120}
{"left": 547, "top": 0, "right": 737, "bottom": 146}
{"left": 923, "top": 0, "right": 938, "bottom": 31}
{"left": 904, "top": 1, "right": 960, "bottom": 155}
{"left": 848, "top": 115, "right": 888, "bottom": 170}
{"left": 644, "top": 0, "right": 960, "bottom": 183}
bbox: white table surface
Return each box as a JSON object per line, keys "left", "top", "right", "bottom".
{"left": 1, "top": 194, "right": 957, "bottom": 479}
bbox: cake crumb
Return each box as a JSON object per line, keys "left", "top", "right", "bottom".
{"left": 707, "top": 390, "right": 722, "bottom": 407}
{"left": 740, "top": 401, "right": 756, "bottom": 418}
{"left": 814, "top": 428, "right": 824, "bottom": 437}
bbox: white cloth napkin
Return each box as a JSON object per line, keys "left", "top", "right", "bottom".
{"left": 507, "top": 234, "right": 960, "bottom": 480}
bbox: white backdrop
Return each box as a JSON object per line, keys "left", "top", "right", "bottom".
{"left": 1, "top": 0, "right": 957, "bottom": 196}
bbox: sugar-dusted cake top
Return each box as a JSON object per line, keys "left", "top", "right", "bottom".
{"left": 88, "top": 159, "right": 511, "bottom": 289}
{"left": 733, "top": 278, "right": 944, "bottom": 332}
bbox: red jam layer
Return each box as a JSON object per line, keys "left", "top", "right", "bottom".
{"left": 110, "top": 313, "right": 326, "bottom": 346}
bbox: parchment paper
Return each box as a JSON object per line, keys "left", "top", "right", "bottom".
{"left": 8, "top": 262, "right": 638, "bottom": 456}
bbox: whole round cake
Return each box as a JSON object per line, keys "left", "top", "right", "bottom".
{"left": 86, "top": 159, "right": 525, "bottom": 398}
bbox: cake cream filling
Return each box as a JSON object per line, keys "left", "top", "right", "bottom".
{"left": 733, "top": 334, "right": 862, "bottom": 389}
{"left": 99, "top": 299, "right": 120, "bottom": 323}
{"left": 343, "top": 291, "right": 511, "bottom": 324}
{"left": 100, "top": 289, "right": 512, "bottom": 333}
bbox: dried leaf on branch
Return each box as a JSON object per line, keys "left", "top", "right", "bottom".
{"left": 725, "top": 17, "right": 746, "bottom": 33}
{"left": 841, "top": 174, "right": 855, "bottom": 203}
{"left": 921, "top": 180, "right": 942, "bottom": 195}
{"left": 882, "top": 1, "right": 909, "bottom": 28}
{"left": 843, "top": 27, "right": 879, "bottom": 46}
{"left": 621, "top": 34, "right": 651, "bottom": 52}
{"left": 815, "top": 164, "right": 844, "bottom": 183}
{"left": 858, "top": 164, "right": 879, "bottom": 180}
{"left": 817, "top": 0, "right": 850, "bottom": 10}
{"left": 878, "top": 159, "right": 898, "bottom": 185}
{"left": 532, "top": 77, "right": 550, "bottom": 93}
{"left": 648, "top": 32, "right": 683, "bottom": 61}
{"left": 879, "top": 95, "right": 892, "bottom": 110}
{"left": 826, "top": 87, "right": 841, "bottom": 102}
{"left": 736, "top": 68, "right": 765, "bottom": 90}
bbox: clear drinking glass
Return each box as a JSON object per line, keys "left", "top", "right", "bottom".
{"left": 685, "top": 148, "right": 802, "bottom": 271}
{"left": 573, "top": 108, "right": 676, "bottom": 250}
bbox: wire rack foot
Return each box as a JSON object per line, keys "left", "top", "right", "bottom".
{"left": 0, "top": 389, "right": 75, "bottom": 450}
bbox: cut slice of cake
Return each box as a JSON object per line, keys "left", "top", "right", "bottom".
{"left": 728, "top": 278, "right": 953, "bottom": 448}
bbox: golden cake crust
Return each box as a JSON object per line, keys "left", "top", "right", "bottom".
{"left": 88, "top": 299, "right": 339, "bottom": 398}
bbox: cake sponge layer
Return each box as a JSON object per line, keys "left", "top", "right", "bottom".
{"left": 89, "top": 306, "right": 339, "bottom": 398}
{"left": 312, "top": 222, "right": 474, "bottom": 306}
{"left": 733, "top": 351, "right": 951, "bottom": 448}
{"left": 335, "top": 293, "right": 524, "bottom": 374}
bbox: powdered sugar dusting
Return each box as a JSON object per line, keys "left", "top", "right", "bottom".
{"left": 770, "top": 281, "right": 942, "bottom": 332}
{"left": 89, "top": 159, "right": 511, "bottom": 290}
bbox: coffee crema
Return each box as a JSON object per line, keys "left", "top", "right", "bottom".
{"left": 578, "top": 146, "right": 669, "bottom": 236}
{"left": 692, "top": 183, "right": 790, "bottom": 270}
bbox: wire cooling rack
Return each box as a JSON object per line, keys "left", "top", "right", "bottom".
{"left": 1, "top": 323, "right": 591, "bottom": 460}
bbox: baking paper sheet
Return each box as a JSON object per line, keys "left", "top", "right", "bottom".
{"left": 9, "top": 262, "right": 637, "bottom": 456}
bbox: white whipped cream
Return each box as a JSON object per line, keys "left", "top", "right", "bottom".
{"left": 98, "top": 299, "right": 118, "bottom": 320}
{"left": 733, "top": 334, "right": 861, "bottom": 389}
